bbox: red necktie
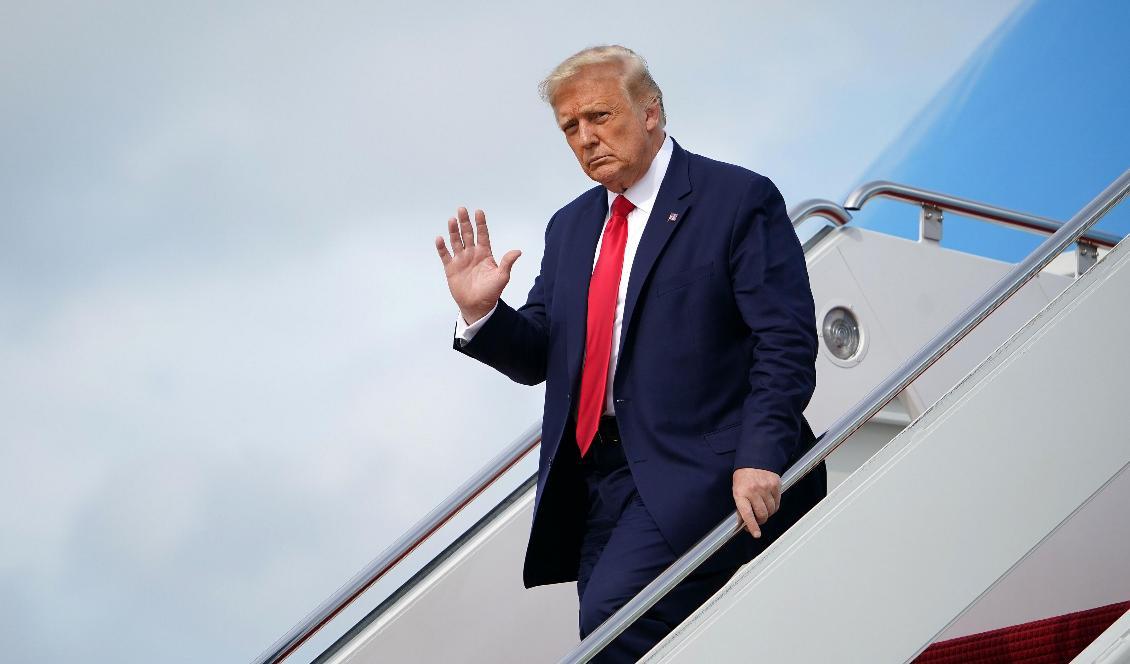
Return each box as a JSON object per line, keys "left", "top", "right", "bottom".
{"left": 576, "top": 194, "right": 636, "bottom": 458}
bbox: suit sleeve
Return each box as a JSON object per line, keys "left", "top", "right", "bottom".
{"left": 451, "top": 213, "right": 559, "bottom": 386}
{"left": 729, "top": 176, "right": 818, "bottom": 474}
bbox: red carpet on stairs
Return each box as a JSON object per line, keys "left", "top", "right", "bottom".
{"left": 913, "top": 600, "right": 1130, "bottom": 664}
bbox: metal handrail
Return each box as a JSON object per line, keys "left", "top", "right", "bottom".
{"left": 253, "top": 192, "right": 850, "bottom": 663}
{"left": 844, "top": 180, "right": 1123, "bottom": 249}
{"left": 252, "top": 421, "right": 542, "bottom": 664}
{"left": 560, "top": 170, "right": 1130, "bottom": 663}
{"left": 789, "top": 198, "right": 853, "bottom": 227}
{"left": 790, "top": 199, "right": 853, "bottom": 252}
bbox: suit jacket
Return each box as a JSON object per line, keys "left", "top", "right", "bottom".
{"left": 456, "top": 139, "right": 824, "bottom": 588}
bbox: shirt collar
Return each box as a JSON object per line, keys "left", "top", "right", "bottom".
{"left": 606, "top": 133, "right": 673, "bottom": 215}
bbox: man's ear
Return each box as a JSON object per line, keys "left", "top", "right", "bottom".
{"left": 644, "top": 97, "right": 661, "bottom": 131}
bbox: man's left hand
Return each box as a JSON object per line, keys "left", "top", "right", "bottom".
{"left": 732, "top": 468, "right": 781, "bottom": 539}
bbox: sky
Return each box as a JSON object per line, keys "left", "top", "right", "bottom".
{"left": 0, "top": 1, "right": 1027, "bottom": 661}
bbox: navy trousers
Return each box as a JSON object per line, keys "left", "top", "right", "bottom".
{"left": 575, "top": 427, "right": 743, "bottom": 663}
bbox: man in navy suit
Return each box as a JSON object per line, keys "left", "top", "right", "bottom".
{"left": 435, "top": 45, "right": 826, "bottom": 662}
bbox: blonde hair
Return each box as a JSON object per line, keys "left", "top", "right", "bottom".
{"left": 538, "top": 45, "right": 666, "bottom": 127}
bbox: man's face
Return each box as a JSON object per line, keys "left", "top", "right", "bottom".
{"left": 552, "top": 65, "right": 661, "bottom": 193}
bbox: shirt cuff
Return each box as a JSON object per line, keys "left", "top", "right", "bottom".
{"left": 454, "top": 302, "right": 498, "bottom": 345}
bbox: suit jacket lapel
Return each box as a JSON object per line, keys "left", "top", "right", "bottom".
{"left": 562, "top": 190, "right": 609, "bottom": 392}
{"left": 617, "top": 140, "right": 694, "bottom": 362}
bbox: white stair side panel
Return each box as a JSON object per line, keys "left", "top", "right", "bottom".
{"left": 823, "top": 227, "right": 1072, "bottom": 420}
{"left": 935, "top": 463, "right": 1130, "bottom": 640}
{"left": 325, "top": 491, "right": 577, "bottom": 664}
{"left": 644, "top": 235, "right": 1130, "bottom": 664}
{"left": 804, "top": 232, "right": 910, "bottom": 435}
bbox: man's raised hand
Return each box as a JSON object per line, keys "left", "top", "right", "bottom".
{"left": 435, "top": 207, "right": 522, "bottom": 325}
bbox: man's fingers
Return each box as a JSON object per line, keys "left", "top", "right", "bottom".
{"left": 750, "top": 494, "right": 770, "bottom": 526}
{"left": 457, "top": 207, "right": 475, "bottom": 250}
{"left": 735, "top": 497, "right": 761, "bottom": 538}
{"left": 474, "top": 209, "right": 491, "bottom": 251}
{"left": 498, "top": 249, "right": 522, "bottom": 276}
{"left": 448, "top": 217, "right": 463, "bottom": 254}
{"left": 435, "top": 236, "right": 452, "bottom": 265}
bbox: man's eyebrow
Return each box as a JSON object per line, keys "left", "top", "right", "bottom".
{"left": 556, "top": 102, "right": 612, "bottom": 128}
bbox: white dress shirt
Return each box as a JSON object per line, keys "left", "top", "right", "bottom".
{"left": 456, "top": 134, "right": 675, "bottom": 416}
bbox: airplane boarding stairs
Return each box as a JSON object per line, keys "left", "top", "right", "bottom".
{"left": 255, "top": 172, "right": 1129, "bottom": 664}
{"left": 641, "top": 182, "right": 1130, "bottom": 663}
